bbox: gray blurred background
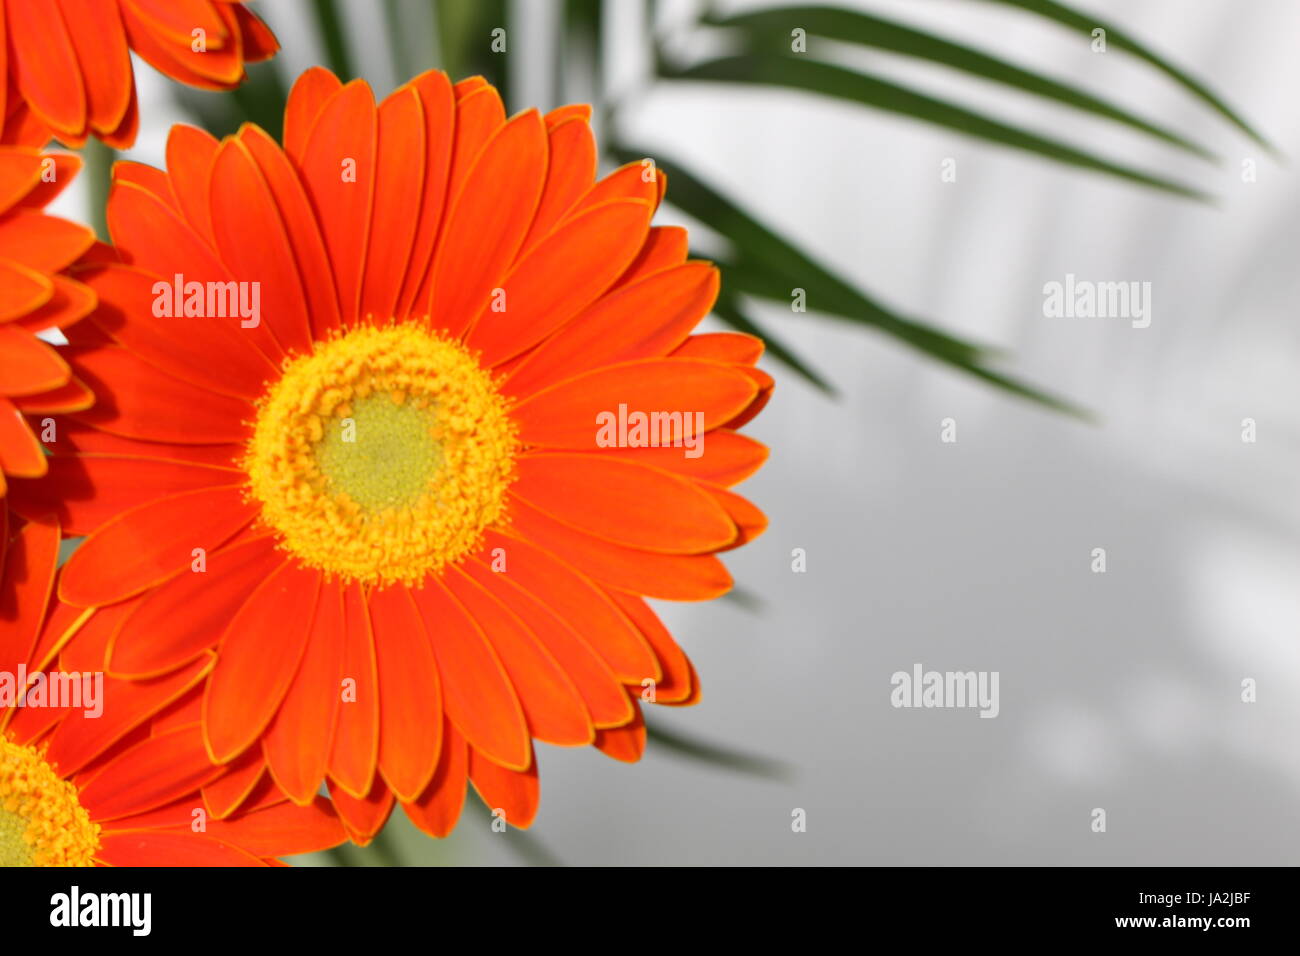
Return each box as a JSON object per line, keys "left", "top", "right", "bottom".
{"left": 58, "top": 0, "right": 1300, "bottom": 864}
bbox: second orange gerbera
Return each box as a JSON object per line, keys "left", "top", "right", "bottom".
{"left": 10, "top": 68, "right": 771, "bottom": 841}
{"left": 2, "top": 0, "right": 277, "bottom": 148}
{"left": 2, "top": 516, "right": 345, "bottom": 865}
{"left": 0, "top": 144, "right": 95, "bottom": 527}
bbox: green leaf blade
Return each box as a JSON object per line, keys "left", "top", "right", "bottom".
{"left": 981, "top": 0, "right": 1275, "bottom": 152}
{"left": 703, "top": 5, "right": 1217, "bottom": 162}
{"left": 662, "top": 54, "right": 1212, "bottom": 201}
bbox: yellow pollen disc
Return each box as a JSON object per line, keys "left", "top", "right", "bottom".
{"left": 0, "top": 735, "right": 100, "bottom": 867}
{"left": 243, "top": 324, "right": 518, "bottom": 587}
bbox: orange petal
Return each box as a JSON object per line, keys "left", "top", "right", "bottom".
{"left": 327, "top": 777, "right": 393, "bottom": 847}
{"left": 8, "top": 454, "right": 239, "bottom": 538}
{"left": 479, "top": 529, "right": 658, "bottom": 684}
{"left": 298, "top": 79, "right": 377, "bottom": 324}
{"left": 57, "top": 0, "right": 132, "bottom": 134}
{"left": 444, "top": 84, "right": 506, "bottom": 208}
{"left": 1, "top": 104, "right": 50, "bottom": 151}
{"left": 43, "top": 419, "right": 239, "bottom": 466}
{"left": 67, "top": 345, "right": 252, "bottom": 444}
{"left": 467, "top": 198, "right": 652, "bottom": 366}
{"left": 205, "top": 796, "right": 345, "bottom": 857}
{"left": 119, "top": 2, "right": 243, "bottom": 88}
{"left": 147, "top": 690, "right": 203, "bottom": 737}
{"left": 128, "top": 0, "right": 227, "bottom": 46}
{"left": 512, "top": 358, "right": 758, "bottom": 450}
{"left": 0, "top": 149, "right": 44, "bottom": 217}
{"left": 705, "top": 484, "right": 768, "bottom": 550}
{"left": 13, "top": 274, "right": 96, "bottom": 334}
{"left": 0, "top": 396, "right": 45, "bottom": 478}
{"left": 97, "top": 88, "right": 139, "bottom": 149}
{"left": 427, "top": 109, "right": 545, "bottom": 337}
{"left": 445, "top": 567, "right": 593, "bottom": 746}
{"left": 107, "top": 535, "right": 279, "bottom": 678}
{"left": 409, "top": 577, "right": 530, "bottom": 772}
{"left": 14, "top": 152, "right": 82, "bottom": 210}
{"left": 7, "top": 375, "right": 92, "bottom": 416}
{"left": 202, "top": 749, "right": 265, "bottom": 819}
{"left": 519, "top": 115, "right": 597, "bottom": 255}
{"left": 567, "top": 161, "right": 658, "bottom": 219}
{"left": 75, "top": 261, "right": 273, "bottom": 400}
{"left": 508, "top": 496, "right": 734, "bottom": 600}
{"left": 410, "top": 83, "right": 506, "bottom": 315}
{"left": 43, "top": 655, "right": 212, "bottom": 777}
{"left": 111, "top": 159, "right": 173, "bottom": 207}
{"left": 262, "top": 582, "right": 346, "bottom": 804}
{"left": 0, "top": 326, "right": 67, "bottom": 396}
{"left": 59, "top": 484, "right": 255, "bottom": 607}
{"left": 401, "top": 718, "right": 467, "bottom": 839}
{"left": 231, "top": 3, "right": 278, "bottom": 62}
{"left": 0, "top": 514, "right": 59, "bottom": 679}
{"left": 359, "top": 87, "right": 424, "bottom": 323}
{"left": 327, "top": 582, "right": 379, "bottom": 798}
{"left": 78, "top": 724, "right": 224, "bottom": 822}
{"left": 469, "top": 561, "right": 633, "bottom": 729}
{"left": 725, "top": 366, "right": 774, "bottom": 429}
{"left": 165, "top": 124, "right": 220, "bottom": 244}
{"left": 97, "top": 830, "right": 265, "bottom": 866}
{"left": 104, "top": 180, "right": 283, "bottom": 366}
{"left": 611, "top": 225, "right": 689, "bottom": 290}
{"left": 209, "top": 136, "right": 312, "bottom": 355}
{"left": 5, "top": 0, "right": 86, "bottom": 136}
{"left": 594, "top": 699, "right": 646, "bottom": 762}
{"left": 203, "top": 561, "right": 323, "bottom": 762}
{"left": 239, "top": 124, "right": 342, "bottom": 337}
{"left": 673, "top": 331, "right": 765, "bottom": 365}
{"left": 667, "top": 659, "right": 702, "bottom": 707}
{"left": 544, "top": 104, "right": 590, "bottom": 128}
{"left": 599, "top": 428, "right": 768, "bottom": 487}
{"left": 469, "top": 746, "right": 540, "bottom": 829}
{"left": 0, "top": 258, "right": 53, "bottom": 321}
{"left": 0, "top": 208, "right": 95, "bottom": 272}
{"left": 515, "top": 453, "right": 736, "bottom": 553}
{"left": 605, "top": 591, "right": 694, "bottom": 704}
{"left": 501, "top": 262, "right": 719, "bottom": 399}
{"left": 284, "top": 66, "right": 342, "bottom": 164}
{"left": 393, "top": 70, "right": 455, "bottom": 319}
{"left": 368, "top": 584, "right": 443, "bottom": 802}
{"left": 49, "top": 599, "right": 129, "bottom": 677}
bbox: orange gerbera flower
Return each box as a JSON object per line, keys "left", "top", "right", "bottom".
{"left": 0, "top": 144, "right": 95, "bottom": 526}
{"left": 10, "top": 68, "right": 771, "bottom": 842}
{"left": 2, "top": 0, "right": 277, "bottom": 148}
{"left": 1, "top": 516, "right": 345, "bottom": 865}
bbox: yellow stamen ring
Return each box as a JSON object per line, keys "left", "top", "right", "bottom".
{"left": 0, "top": 736, "right": 99, "bottom": 867}
{"left": 243, "top": 324, "right": 518, "bottom": 587}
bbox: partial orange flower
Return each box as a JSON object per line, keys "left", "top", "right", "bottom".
{"left": 2, "top": 0, "right": 277, "bottom": 148}
{"left": 0, "top": 145, "right": 95, "bottom": 523}
{"left": 11, "top": 68, "right": 772, "bottom": 842}
{"left": 1, "top": 516, "right": 346, "bottom": 865}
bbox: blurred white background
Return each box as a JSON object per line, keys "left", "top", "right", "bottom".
{"left": 59, "top": 0, "right": 1300, "bottom": 864}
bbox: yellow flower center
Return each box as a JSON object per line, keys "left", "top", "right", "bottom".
{"left": 0, "top": 735, "right": 99, "bottom": 867}
{"left": 243, "top": 324, "right": 518, "bottom": 587}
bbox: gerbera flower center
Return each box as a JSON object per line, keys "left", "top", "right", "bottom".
{"left": 243, "top": 324, "right": 518, "bottom": 587}
{"left": 0, "top": 735, "right": 99, "bottom": 867}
